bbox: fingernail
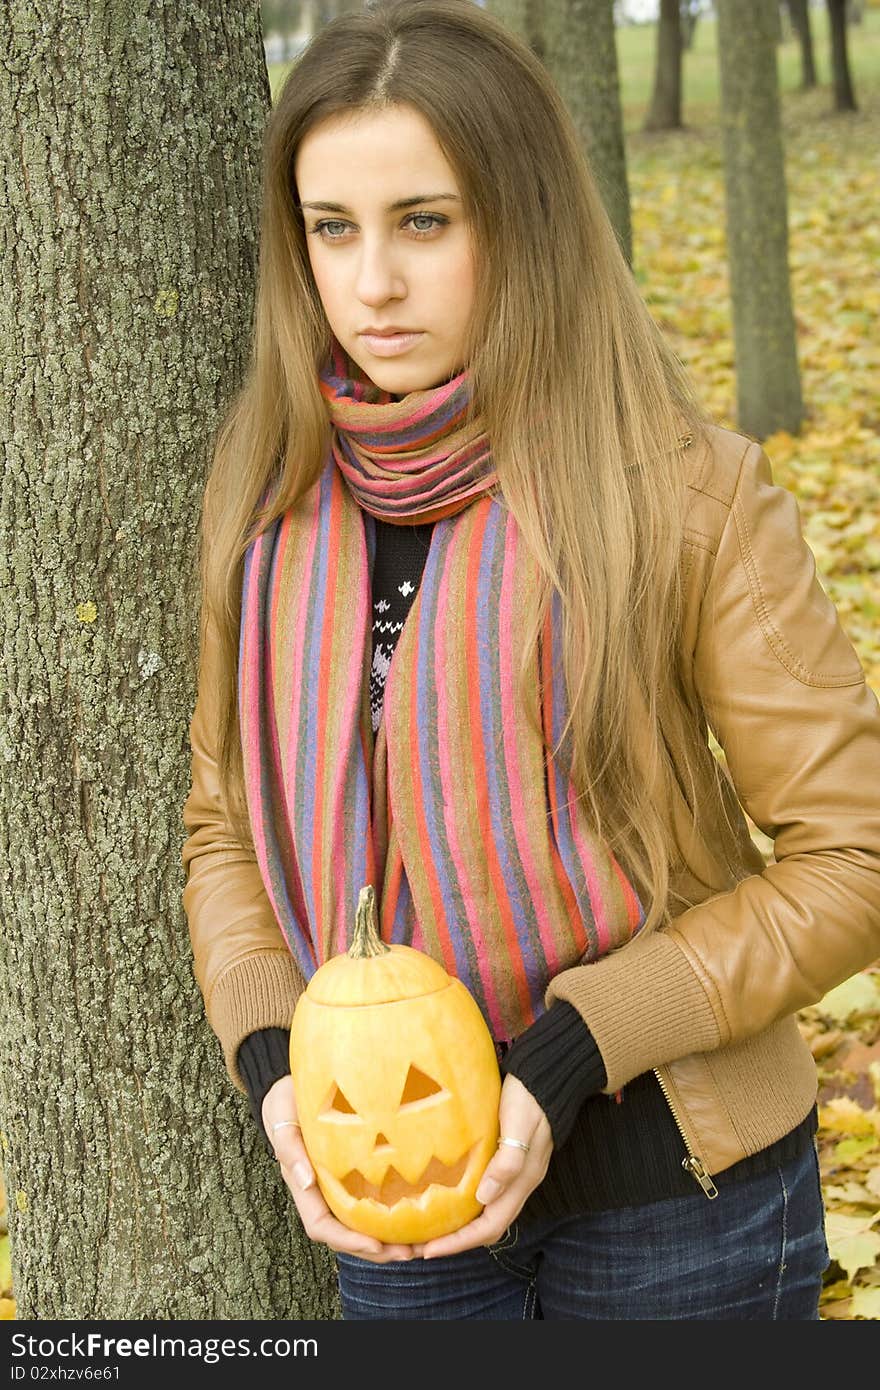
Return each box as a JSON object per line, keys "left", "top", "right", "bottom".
{"left": 475, "top": 1178, "right": 500, "bottom": 1204}
{"left": 294, "top": 1162, "right": 314, "bottom": 1189}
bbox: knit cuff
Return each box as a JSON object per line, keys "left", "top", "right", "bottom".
{"left": 500, "top": 1001, "right": 608, "bottom": 1150}
{"left": 237, "top": 1027, "right": 292, "bottom": 1151}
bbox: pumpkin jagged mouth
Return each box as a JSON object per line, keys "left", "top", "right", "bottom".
{"left": 339, "top": 1146, "right": 476, "bottom": 1206}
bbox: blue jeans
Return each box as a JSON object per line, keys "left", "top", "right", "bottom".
{"left": 335, "top": 1138, "right": 830, "bottom": 1319}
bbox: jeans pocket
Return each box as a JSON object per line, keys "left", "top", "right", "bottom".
{"left": 487, "top": 1220, "right": 520, "bottom": 1255}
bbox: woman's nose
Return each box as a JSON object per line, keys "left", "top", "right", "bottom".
{"left": 355, "top": 237, "right": 405, "bottom": 304}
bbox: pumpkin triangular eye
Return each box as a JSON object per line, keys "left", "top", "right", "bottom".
{"left": 329, "top": 1085, "right": 357, "bottom": 1114}
{"left": 399, "top": 1065, "right": 443, "bottom": 1106}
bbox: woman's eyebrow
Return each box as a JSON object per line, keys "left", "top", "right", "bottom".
{"left": 298, "top": 193, "right": 461, "bottom": 213}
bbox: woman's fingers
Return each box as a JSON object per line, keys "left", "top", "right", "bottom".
{"left": 423, "top": 1151, "right": 548, "bottom": 1259}
{"left": 474, "top": 1129, "right": 537, "bottom": 1204}
{"left": 262, "top": 1075, "right": 315, "bottom": 1185}
{"left": 262, "top": 1077, "right": 417, "bottom": 1263}
{"left": 280, "top": 1161, "right": 377, "bottom": 1253}
{"left": 419, "top": 1168, "right": 534, "bottom": 1259}
{"left": 261, "top": 1072, "right": 426, "bottom": 1263}
{"left": 269, "top": 1119, "right": 313, "bottom": 1187}
{"left": 473, "top": 1073, "right": 549, "bottom": 1204}
{"left": 281, "top": 1163, "right": 416, "bottom": 1263}
{"left": 418, "top": 1075, "right": 555, "bottom": 1258}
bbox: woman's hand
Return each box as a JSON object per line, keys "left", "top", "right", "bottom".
{"left": 412, "top": 1073, "right": 553, "bottom": 1260}
{"left": 262, "top": 1073, "right": 420, "bottom": 1264}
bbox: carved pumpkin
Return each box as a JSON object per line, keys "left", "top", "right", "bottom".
{"left": 290, "top": 885, "right": 502, "bottom": 1243}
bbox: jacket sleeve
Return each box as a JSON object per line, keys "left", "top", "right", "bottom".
{"left": 546, "top": 441, "right": 880, "bottom": 1094}
{"left": 180, "top": 607, "right": 306, "bottom": 1094}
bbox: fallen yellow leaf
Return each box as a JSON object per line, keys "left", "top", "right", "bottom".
{"left": 819, "top": 1096, "right": 880, "bottom": 1137}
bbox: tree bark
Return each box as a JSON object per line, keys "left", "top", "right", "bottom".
{"left": 643, "top": 0, "right": 683, "bottom": 132}
{"left": 715, "top": 0, "right": 803, "bottom": 438}
{"left": 0, "top": 0, "right": 338, "bottom": 1318}
{"left": 525, "top": 0, "right": 547, "bottom": 62}
{"left": 827, "top": 0, "right": 858, "bottom": 111}
{"left": 769, "top": 0, "right": 784, "bottom": 42}
{"left": 544, "top": 0, "right": 632, "bottom": 266}
{"left": 785, "top": 0, "right": 818, "bottom": 89}
{"left": 490, "top": 0, "right": 547, "bottom": 59}
{"left": 680, "top": 1, "right": 700, "bottom": 51}
{"left": 490, "top": 0, "right": 528, "bottom": 41}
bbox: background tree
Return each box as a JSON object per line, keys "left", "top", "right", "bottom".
{"left": 827, "top": 0, "right": 859, "bottom": 109}
{"left": 643, "top": 0, "right": 683, "bottom": 132}
{"left": 262, "top": 0, "right": 302, "bottom": 33}
{"left": 543, "top": 0, "right": 632, "bottom": 265}
{"left": 769, "top": 0, "right": 784, "bottom": 43}
{"left": 715, "top": 0, "right": 803, "bottom": 437}
{"left": 785, "top": 0, "right": 818, "bottom": 89}
{"left": 679, "top": 0, "right": 701, "bottom": 50}
{"left": 0, "top": 0, "right": 338, "bottom": 1318}
{"left": 489, "top": 0, "right": 547, "bottom": 59}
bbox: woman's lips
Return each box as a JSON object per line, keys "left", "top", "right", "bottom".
{"left": 360, "top": 331, "right": 424, "bottom": 357}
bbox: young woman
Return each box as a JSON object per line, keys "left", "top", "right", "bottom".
{"left": 181, "top": 0, "right": 880, "bottom": 1319}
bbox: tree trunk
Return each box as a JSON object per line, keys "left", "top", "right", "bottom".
{"left": 643, "top": 0, "right": 683, "bottom": 132}
{"left": 827, "top": 0, "right": 858, "bottom": 111}
{"left": 490, "top": 0, "right": 547, "bottom": 59}
{"left": 680, "top": 1, "right": 700, "bottom": 51}
{"left": 526, "top": 0, "right": 548, "bottom": 62}
{"left": 770, "top": 1, "right": 784, "bottom": 43}
{"left": 785, "top": 0, "right": 818, "bottom": 89}
{"left": 0, "top": 0, "right": 339, "bottom": 1319}
{"left": 544, "top": 0, "right": 632, "bottom": 267}
{"left": 490, "top": 0, "right": 528, "bottom": 41}
{"left": 715, "top": 0, "right": 803, "bottom": 438}
{"left": 300, "top": 0, "right": 317, "bottom": 42}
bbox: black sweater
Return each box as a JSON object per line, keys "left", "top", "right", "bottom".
{"left": 237, "top": 515, "right": 816, "bottom": 1221}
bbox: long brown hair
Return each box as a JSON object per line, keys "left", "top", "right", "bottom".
{"left": 198, "top": 0, "right": 749, "bottom": 930}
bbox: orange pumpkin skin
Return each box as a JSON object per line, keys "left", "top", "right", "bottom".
{"left": 289, "top": 887, "right": 502, "bottom": 1244}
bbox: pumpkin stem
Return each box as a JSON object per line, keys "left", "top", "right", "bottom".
{"left": 349, "top": 885, "right": 392, "bottom": 959}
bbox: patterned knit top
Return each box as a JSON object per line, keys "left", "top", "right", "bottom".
{"left": 369, "top": 518, "right": 434, "bottom": 734}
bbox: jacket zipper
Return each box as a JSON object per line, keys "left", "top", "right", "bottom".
{"left": 653, "top": 1066, "right": 719, "bottom": 1199}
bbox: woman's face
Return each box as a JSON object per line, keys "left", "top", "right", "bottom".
{"left": 294, "top": 103, "right": 477, "bottom": 394}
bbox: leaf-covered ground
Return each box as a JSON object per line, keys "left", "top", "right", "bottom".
{"left": 629, "top": 92, "right": 880, "bottom": 697}
{"left": 628, "top": 73, "right": 880, "bottom": 1322}
{"left": 798, "top": 973, "right": 880, "bottom": 1320}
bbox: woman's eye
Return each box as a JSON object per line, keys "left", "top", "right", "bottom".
{"left": 312, "top": 219, "right": 349, "bottom": 240}
{"left": 408, "top": 213, "right": 445, "bottom": 236}
{"left": 309, "top": 213, "right": 447, "bottom": 241}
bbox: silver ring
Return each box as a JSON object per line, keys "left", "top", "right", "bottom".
{"left": 498, "top": 1136, "right": 530, "bottom": 1153}
{"left": 270, "top": 1119, "right": 301, "bottom": 1135}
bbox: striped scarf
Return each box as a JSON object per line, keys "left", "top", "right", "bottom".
{"left": 238, "top": 340, "right": 646, "bottom": 1041}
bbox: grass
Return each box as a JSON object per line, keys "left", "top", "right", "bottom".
{"left": 618, "top": 4, "right": 880, "bottom": 131}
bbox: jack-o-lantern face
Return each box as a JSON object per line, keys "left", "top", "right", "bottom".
{"left": 290, "top": 892, "right": 502, "bottom": 1243}
{"left": 326, "top": 1063, "right": 474, "bottom": 1205}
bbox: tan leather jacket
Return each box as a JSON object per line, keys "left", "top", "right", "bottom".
{"left": 181, "top": 425, "right": 880, "bottom": 1188}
